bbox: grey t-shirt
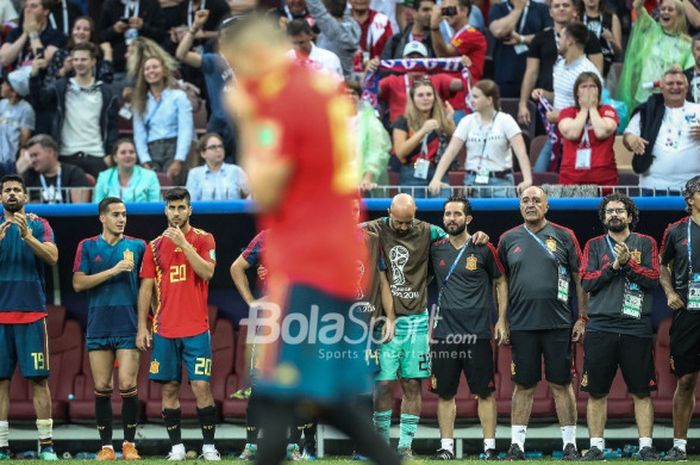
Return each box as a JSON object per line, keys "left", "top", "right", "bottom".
{"left": 0, "top": 98, "right": 34, "bottom": 164}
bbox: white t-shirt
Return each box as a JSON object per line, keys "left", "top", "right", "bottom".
{"left": 286, "top": 43, "right": 343, "bottom": 80}
{"left": 60, "top": 79, "right": 104, "bottom": 157}
{"left": 624, "top": 102, "right": 700, "bottom": 191}
{"left": 370, "top": 0, "right": 400, "bottom": 35}
{"left": 553, "top": 55, "right": 602, "bottom": 110}
{"left": 453, "top": 111, "right": 522, "bottom": 172}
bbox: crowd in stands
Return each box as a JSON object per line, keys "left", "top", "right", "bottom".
{"left": 0, "top": 0, "right": 698, "bottom": 202}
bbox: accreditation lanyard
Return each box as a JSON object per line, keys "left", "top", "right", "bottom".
{"left": 506, "top": 2, "right": 529, "bottom": 34}
{"left": 39, "top": 169, "right": 62, "bottom": 204}
{"left": 474, "top": 112, "right": 498, "bottom": 172}
{"left": 187, "top": 0, "right": 206, "bottom": 27}
{"left": 524, "top": 225, "right": 570, "bottom": 303}
{"left": 687, "top": 220, "right": 700, "bottom": 310}
{"left": 48, "top": 0, "right": 69, "bottom": 36}
{"left": 123, "top": 0, "right": 140, "bottom": 19}
{"left": 606, "top": 235, "right": 643, "bottom": 318}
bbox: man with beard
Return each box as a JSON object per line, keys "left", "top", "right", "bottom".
{"left": 579, "top": 193, "right": 660, "bottom": 461}
{"left": 0, "top": 174, "right": 59, "bottom": 460}
{"left": 136, "top": 187, "right": 220, "bottom": 461}
{"left": 497, "top": 186, "right": 586, "bottom": 460}
{"left": 428, "top": 196, "right": 507, "bottom": 460}
{"left": 72, "top": 197, "right": 146, "bottom": 460}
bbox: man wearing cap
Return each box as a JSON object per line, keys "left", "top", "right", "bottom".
{"left": 366, "top": 41, "right": 464, "bottom": 123}
{"left": 0, "top": 70, "right": 35, "bottom": 177}
{"left": 658, "top": 175, "right": 700, "bottom": 461}
{"left": 381, "top": 0, "right": 436, "bottom": 60}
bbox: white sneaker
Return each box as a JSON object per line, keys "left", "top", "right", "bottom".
{"left": 166, "top": 444, "right": 186, "bottom": 461}
{"left": 200, "top": 445, "right": 221, "bottom": 461}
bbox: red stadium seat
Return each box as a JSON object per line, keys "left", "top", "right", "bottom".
{"left": 495, "top": 344, "right": 554, "bottom": 418}
{"left": 448, "top": 171, "right": 465, "bottom": 187}
{"left": 223, "top": 325, "right": 252, "bottom": 421}
{"left": 654, "top": 318, "right": 674, "bottom": 418}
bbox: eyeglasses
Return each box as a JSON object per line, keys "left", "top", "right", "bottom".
{"left": 604, "top": 208, "right": 627, "bottom": 215}
{"left": 205, "top": 144, "right": 225, "bottom": 151}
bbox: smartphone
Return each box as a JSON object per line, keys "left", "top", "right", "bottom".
{"left": 35, "top": 47, "right": 44, "bottom": 59}
{"left": 120, "top": 17, "right": 130, "bottom": 23}
{"left": 441, "top": 6, "right": 457, "bottom": 16}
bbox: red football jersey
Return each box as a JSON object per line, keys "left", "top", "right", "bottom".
{"left": 140, "top": 227, "right": 216, "bottom": 338}
{"left": 449, "top": 25, "right": 487, "bottom": 111}
{"left": 242, "top": 63, "right": 366, "bottom": 299}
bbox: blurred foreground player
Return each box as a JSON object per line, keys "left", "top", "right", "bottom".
{"left": 72, "top": 197, "right": 146, "bottom": 460}
{"left": 0, "top": 174, "right": 59, "bottom": 460}
{"left": 222, "top": 16, "right": 401, "bottom": 465}
{"left": 136, "top": 187, "right": 220, "bottom": 461}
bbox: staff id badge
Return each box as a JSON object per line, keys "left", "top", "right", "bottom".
{"left": 474, "top": 167, "right": 490, "bottom": 184}
{"left": 557, "top": 265, "right": 570, "bottom": 303}
{"left": 575, "top": 148, "right": 592, "bottom": 170}
{"left": 688, "top": 273, "right": 700, "bottom": 311}
{"left": 514, "top": 43, "right": 529, "bottom": 55}
{"left": 621, "top": 282, "right": 643, "bottom": 319}
{"left": 414, "top": 158, "right": 430, "bottom": 180}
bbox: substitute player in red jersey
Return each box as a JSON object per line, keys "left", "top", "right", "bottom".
{"left": 222, "top": 16, "right": 401, "bottom": 465}
{"left": 136, "top": 187, "right": 220, "bottom": 461}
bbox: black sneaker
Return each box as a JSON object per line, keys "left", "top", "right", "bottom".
{"left": 562, "top": 443, "right": 581, "bottom": 461}
{"left": 664, "top": 447, "right": 688, "bottom": 462}
{"left": 431, "top": 449, "right": 455, "bottom": 460}
{"left": 582, "top": 446, "right": 604, "bottom": 461}
{"left": 638, "top": 446, "right": 659, "bottom": 461}
{"left": 505, "top": 444, "right": 524, "bottom": 461}
{"left": 483, "top": 449, "right": 499, "bottom": 461}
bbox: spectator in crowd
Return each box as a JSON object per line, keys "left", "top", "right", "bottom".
{"left": 531, "top": 22, "right": 602, "bottom": 172}
{"left": 29, "top": 42, "right": 119, "bottom": 178}
{"left": 488, "top": 0, "right": 552, "bottom": 98}
{"left": 371, "top": 0, "right": 403, "bottom": 33}
{"left": 518, "top": 0, "right": 603, "bottom": 127}
{"left": 0, "top": 70, "right": 35, "bottom": 177}
{"left": 350, "top": 0, "right": 393, "bottom": 67}
{"left": 23, "top": 134, "right": 89, "bottom": 203}
{"left": 46, "top": 16, "right": 113, "bottom": 85}
{"left": 429, "top": 79, "right": 532, "bottom": 198}
{"left": 93, "top": 138, "right": 161, "bottom": 203}
{"left": 45, "top": 0, "right": 82, "bottom": 37}
{"left": 98, "top": 0, "right": 166, "bottom": 75}
{"left": 132, "top": 51, "right": 193, "bottom": 184}
{"left": 305, "top": 0, "right": 360, "bottom": 79}
{"left": 175, "top": 12, "right": 237, "bottom": 160}
{"left": 381, "top": 0, "right": 435, "bottom": 60}
{"left": 617, "top": 0, "right": 693, "bottom": 111}
{"left": 684, "top": 33, "right": 700, "bottom": 103}
{"left": 579, "top": 0, "right": 622, "bottom": 77}
{"left": 186, "top": 132, "right": 249, "bottom": 201}
{"left": 0, "top": 0, "right": 66, "bottom": 68}
{"left": 347, "top": 80, "right": 391, "bottom": 195}
{"left": 623, "top": 66, "right": 700, "bottom": 195}
{"left": 392, "top": 78, "right": 454, "bottom": 197}
{"left": 273, "top": 0, "right": 316, "bottom": 30}
{"left": 286, "top": 18, "right": 343, "bottom": 79}
{"left": 167, "top": 0, "right": 229, "bottom": 46}
{"left": 0, "top": 0, "right": 17, "bottom": 23}
{"left": 429, "top": 0, "right": 487, "bottom": 119}
{"left": 558, "top": 72, "right": 618, "bottom": 186}
{"left": 368, "top": 41, "right": 464, "bottom": 123}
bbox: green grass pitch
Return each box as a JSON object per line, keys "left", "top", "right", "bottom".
{"left": 15, "top": 459, "right": 700, "bottom": 464}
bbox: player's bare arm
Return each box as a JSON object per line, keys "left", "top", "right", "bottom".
{"left": 230, "top": 255, "right": 256, "bottom": 305}
{"left": 73, "top": 260, "right": 135, "bottom": 292}
{"left": 163, "top": 226, "right": 215, "bottom": 281}
{"left": 494, "top": 275, "right": 509, "bottom": 345}
{"left": 136, "top": 278, "right": 154, "bottom": 351}
{"left": 571, "top": 272, "right": 588, "bottom": 342}
{"left": 379, "top": 271, "right": 395, "bottom": 342}
{"left": 9, "top": 213, "right": 58, "bottom": 265}
{"left": 659, "top": 258, "right": 684, "bottom": 310}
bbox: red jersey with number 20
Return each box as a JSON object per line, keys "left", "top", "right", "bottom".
{"left": 243, "top": 63, "right": 365, "bottom": 298}
{"left": 140, "top": 227, "right": 216, "bottom": 338}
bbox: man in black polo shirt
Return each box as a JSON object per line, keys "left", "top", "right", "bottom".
{"left": 659, "top": 175, "right": 700, "bottom": 462}
{"left": 497, "top": 186, "right": 586, "bottom": 460}
{"left": 429, "top": 196, "right": 507, "bottom": 460}
{"left": 580, "top": 193, "right": 660, "bottom": 461}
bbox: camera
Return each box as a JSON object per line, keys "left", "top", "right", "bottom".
{"left": 441, "top": 6, "right": 458, "bottom": 16}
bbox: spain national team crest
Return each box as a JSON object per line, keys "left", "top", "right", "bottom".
{"left": 546, "top": 238, "right": 557, "bottom": 252}
{"left": 123, "top": 250, "right": 134, "bottom": 263}
{"left": 630, "top": 249, "right": 641, "bottom": 264}
{"left": 466, "top": 254, "right": 478, "bottom": 271}
{"left": 581, "top": 372, "right": 589, "bottom": 388}
{"left": 150, "top": 360, "right": 160, "bottom": 374}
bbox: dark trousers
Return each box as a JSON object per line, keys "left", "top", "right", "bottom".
{"left": 60, "top": 153, "right": 107, "bottom": 179}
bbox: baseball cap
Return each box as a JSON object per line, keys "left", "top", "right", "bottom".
{"left": 402, "top": 41, "right": 428, "bottom": 58}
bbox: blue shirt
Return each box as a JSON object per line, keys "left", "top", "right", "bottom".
{"left": 132, "top": 88, "right": 193, "bottom": 164}
{"left": 185, "top": 163, "right": 249, "bottom": 201}
{"left": 0, "top": 215, "right": 54, "bottom": 316}
{"left": 73, "top": 235, "right": 146, "bottom": 338}
{"left": 93, "top": 165, "right": 161, "bottom": 203}
{"left": 202, "top": 53, "right": 234, "bottom": 122}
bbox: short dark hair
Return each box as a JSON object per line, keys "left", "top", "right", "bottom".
{"left": 164, "top": 187, "right": 191, "bottom": 205}
{"left": 287, "top": 18, "right": 312, "bottom": 36}
{"left": 457, "top": 0, "right": 472, "bottom": 16}
{"left": 563, "top": 22, "right": 588, "bottom": 48}
{"left": 71, "top": 41, "right": 97, "bottom": 59}
{"left": 598, "top": 193, "right": 639, "bottom": 231}
{"left": 26, "top": 134, "right": 59, "bottom": 154}
{"left": 573, "top": 72, "right": 603, "bottom": 109}
{"left": 0, "top": 174, "right": 26, "bottom": 193}
{"left": 444, "top": 195, "right": 472, "bottom": 216}
{"left": 324, "top": 0, "right": 347, "bottom": 18}
{"left": 98, "top": 197, "right": 124, "bottom": 214}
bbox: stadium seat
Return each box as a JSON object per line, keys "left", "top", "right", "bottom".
{"left": 495, "top": 344, "right": 555, "bottom": 418}
{"left": 194, "top": 101, "right": 209, "bottom": 136}
{"left": 654, "top": 318, "right": 674, "bottom": 417}
{"left": 157, "top": 172, "right": 175, "bottom": 188}
{"left": 448, "top": 171, "right": 465, "bottom": 187}
{"left": 529, "top": 135, "right": 548, "bottom": 167}
{"left": 614, "top": 135, "right": 634, "bottom": 174}
{"left": 501, "top": 98, "right": 537, "bottom": 142}
{"left": 223, "top": 325, "right": 251, "bottom": 421}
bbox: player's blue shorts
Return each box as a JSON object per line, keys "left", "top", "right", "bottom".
{"left": 86, "top": 335, "right": 137, "bottom": 351}
{"left": 149, "top": 331, "right": 212, "bottom": 383}
{"left": 253, "top": 284, "right": 373, "bottom": 402}
{"left": 0, "top": 318, "right": 50, "bottom": 379}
